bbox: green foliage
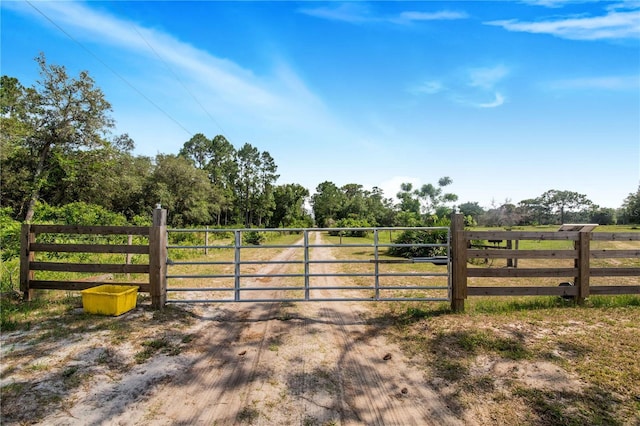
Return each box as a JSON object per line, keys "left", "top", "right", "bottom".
{"left": 327, "top": 218, "right": 371, "bottom": 237}
{"left": 243, "top": 230, "right": 266, "bottom": 245}
{"left": 33, "top": 201, "right": 129, "bottom": 226}
{"left": 388, "top": 224, "right": 449, "bottom": 259}
{"left": 619, "top": 186, "right": 640, "bottom": 225}
{"left": 0, "top": 207, "right": 21, "bottom": 260}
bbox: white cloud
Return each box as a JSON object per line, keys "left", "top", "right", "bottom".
{"left": 477, "top": 93, "right": 506, "bottom": 108}
{"left": 298, "top": 3, "right": 374, "bottom": 24}
{"left": 300, "top": 3, "right": 469, "bottom": 25}
{"left": 397, "top": 10, "right": 469, "bottom": 22}
{"left": 468, "top": 65, "right": 510, "bottom": 89}
{"left": 486, "top": 8, "right": 640, "bottom": 40}
{"left": 547, "top": 75, "right": 640, "bottom": 90}
{"left": 409, "top": 80, "right": 446, "bottom": 95}
{"left": 411, "top": 65, "right": 510, "bottom": 108}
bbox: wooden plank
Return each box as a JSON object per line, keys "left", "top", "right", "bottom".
{"left": 592, "top": 233, "right": 640, "bottom": 241}
{"left": 591, "top": 267, "right": 640, "bottom": 277}
{"left": 468, "top": 286, "right": 578, "bottom": 296}
{"left": 576, "top": 231, "right": 591, "bottom": 304}
{"left": 590, "top": 250, "right": 640, "bottom": 259}
{"left": 465, "top": 231, "right": 578, "bottom": 241}
{"left": 451, "top": 214, "right": 467, "bottom": 311}
{"left": 467, "top": 267, "right": 577, "bottom": 278}
{"left": 30, "top": 225, "right": 150, "bottom": 236}
{"left": 590, "top": 286, "right": 640, "bottom": 295}
{"left": 20, "top": 224, "right": 35, "bottom": 301}
{"left": 29, "top": 262, "right": 149, "bottom": 274}
{"left": 150, "top": 208, "right": 168, "bottom": 309}
{"left": 29, "top": 281, "right": 149, "bottom": 292}
{"left": 467, "top": 249, "right": 577, "bottom": 259}
{"left": 30, "top": 243, "right": 149, "bottom": 254}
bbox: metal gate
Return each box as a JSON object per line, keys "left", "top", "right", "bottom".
{"left": 165, "top": 227, "right": 450, "bottom": 303}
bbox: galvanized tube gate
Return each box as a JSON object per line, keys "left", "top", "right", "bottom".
{"left": 165, "top": 227, "right": 451, "bottom": 303}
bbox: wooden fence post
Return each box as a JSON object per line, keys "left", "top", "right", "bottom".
{"left": 450, "top": 213, "right": 467, "bottom": 312}
{"left": 149, "top": 207, "right": 167, "bottom": 309}
{"left": 576, "top": 230, "right": 591, "bottom": 305}
{"left": 19, "top": 224, "right": 35, "bottom": 301}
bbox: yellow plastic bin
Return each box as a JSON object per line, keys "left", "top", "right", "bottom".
{"left": 81, "top": 285, "right": 139, "bottom": 316}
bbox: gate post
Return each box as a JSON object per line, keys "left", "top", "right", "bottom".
{"left": 20, "top": 223, "right": 35, "bottom": 301}
{"left": 149, "top": 207, "right": 167, "bottom": 309}
{"left": 450, "top": 213, "right": 467, "bottom": 312}
{"left": 575, "top": 230, "right": 591, "bottom": 305}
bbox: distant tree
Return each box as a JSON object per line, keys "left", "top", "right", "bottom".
{"left": 365, "top": 187, "right": 396, "bottom": 227}
{"left": 179, "top": 133, "right": 212, "bottom": 169}
{"left": 147, "top": 154, "right": 212, "bottom": 226}
{"left": 590, "top": 208, "right": 616, "bottom": 225}
{"left": 396, "top": 183, "right": 421, "bottom": 215}
{"left": 537, "top": 190, "right": 594, "bottom": 224}
{"left": 480, "top": 201, "right": 523, "bottom": 227}
{"left": 619, "top": 186, "right": 640, "bottom": 224}
{"left": 415, "top": 177, "right": 458, "bottom": 218}
{"left": 518, "top": 198, "right": 551, "bottom": 225}
{"left": 458, "top": 202, "right": 485, "bottom": 221}
{"left": 311, "top": 181, "right": 345, "bottom": 227}
{"left": 271, "top": 184, "right": 311, "bottom": 228}
{"left": 9, "top": 54, "right": 116, "bottom": 222}
{"left": 255, "top": 151, "right": 279, "bottom": 226}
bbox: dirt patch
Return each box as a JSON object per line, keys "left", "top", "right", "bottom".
{"left": 2, "top": 232, "right": 638, "bottom": 425}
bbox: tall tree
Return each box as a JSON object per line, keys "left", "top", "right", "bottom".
{"left": 311, "top": 181, "right": 345, "bottom": 227}
{"left": 17, "top": 54, "right": 116, "bottom": 222}
{"left": 619, "top": 185, "right": 640, "bottom": 224}
{"left": 415, "top": 176, "right": 458, "bottom": 219}
{"left": 396, "top": 183, "right": 421, "bottom": 215}
{"left": 537, "top": 190, "right": 593, "bottom": 224}
{"left": 235, "top": 143, "right": 261, "bottom": 226}
{"left": 179, "top": 133, "right": 212, "bottom": 169}
{"left": 146, "top": 154, "right": 212, "bottom": 226}
{"left": 256, "top": 151, "right": 279, "bottom": 226}
{"left": 272, "top": 184, "right": 311, "bottom": 227}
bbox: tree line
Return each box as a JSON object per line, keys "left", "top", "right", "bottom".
{"left": 2, "top": 54, "right": 639, "bottom": 229}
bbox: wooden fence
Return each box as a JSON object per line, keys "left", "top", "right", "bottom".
{"left": 450, "top": 214, "right": 640, "bottom": 311}
{"left": 20, "top": 208, "right": 167, "bottom": 309}
{"left": 19, "top": 210, "right": 638, "bottom": 312}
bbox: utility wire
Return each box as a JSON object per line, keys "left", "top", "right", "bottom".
{"left": 130, "top": 24, "right": 227, "bottom": 136}
{"left": 25, "top": 0, "right": 194, "bottom": 137}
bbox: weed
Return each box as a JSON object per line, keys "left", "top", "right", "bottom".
{"left": 237, "top": 406, "right": 260, "bottom": 423}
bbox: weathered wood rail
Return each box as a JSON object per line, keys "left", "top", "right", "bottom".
{"left": 20, "top": 208, "right": 167, "bottom": 308}
{"left": 19, "top": 210, "right": 638, "bottom": 311}
{"left": 450, "top": 214, "right": 640, "bottom": 311}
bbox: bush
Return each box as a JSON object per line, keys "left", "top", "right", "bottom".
{"left": 243, "top": 231, "right": 266, "bottom": 245}
{"left": 327, "top": 218, "right": 371, "bottom": 237}
{"left": 387, "top": 229, "right": 448, "bottom": 258}
{"left": 0, "top": 208, "right": 21, "bottom": 261}
{"left": 33, "top": 201, "right": 129, "bottom": 226}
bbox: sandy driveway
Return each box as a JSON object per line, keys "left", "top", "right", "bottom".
{"left": 6, "top": 232, "right": 463, "bottom": 425}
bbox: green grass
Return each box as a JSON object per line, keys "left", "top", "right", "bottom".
{"left": 374, "top": 297, "right": 640, "bottom": 425}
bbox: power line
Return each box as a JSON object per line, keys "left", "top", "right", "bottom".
{"left": 130, "top": 23, "right": 227, "bottom": 136}
{"left": 25, "top": 0, "right": 194, "bottom": 138}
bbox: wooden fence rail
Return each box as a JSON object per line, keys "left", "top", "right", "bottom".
{"left": 449, "top": 214, "right": 640, "bottom": 311}
{"left": 20, "top": 208, "right": 167, "bottom": 309}
{"left": 19, "top": 210, "right": 638, "bottom": 312}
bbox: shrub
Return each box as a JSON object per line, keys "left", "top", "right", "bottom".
{"left": 387, "top": 229, "right": 449, "bottom": 258}
{"left": 327, "top": 218, "right": 371, "bottom": 237}
{"left": 0, "top": 208, "right": 21, "bottom": 261}
{"left": 243, "top": 231, "right": 266, "bottom": 245}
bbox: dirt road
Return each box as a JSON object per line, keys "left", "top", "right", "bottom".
{"left": 16, "top": 232, "right": 462, "bottom": 425}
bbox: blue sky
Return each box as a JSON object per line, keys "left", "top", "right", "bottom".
{"left": 2, "top": 1, "right": 639, "bottom": 210}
